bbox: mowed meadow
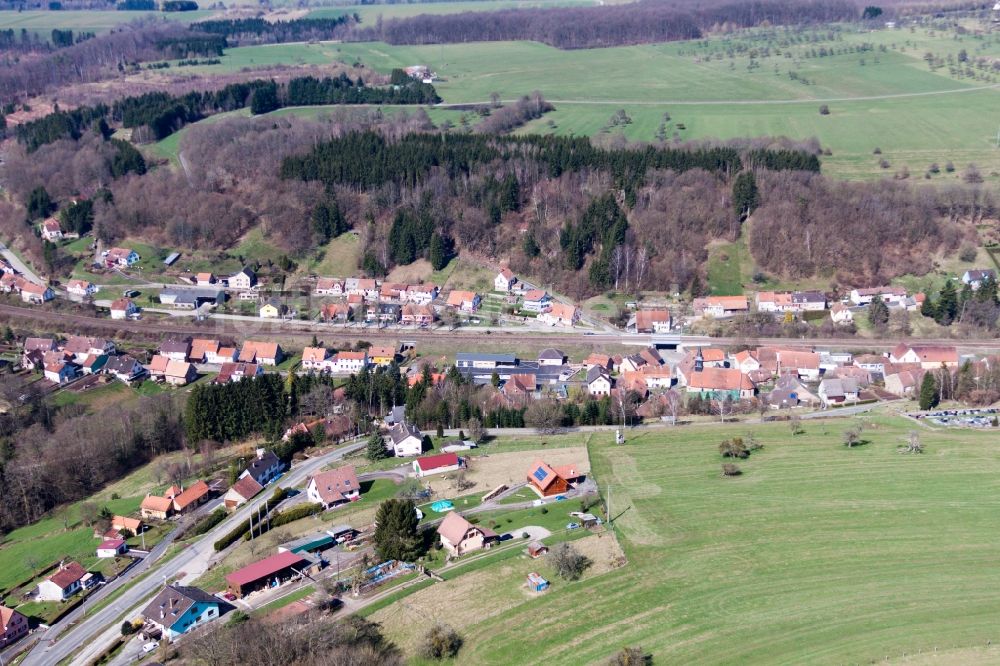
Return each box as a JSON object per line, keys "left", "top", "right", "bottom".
{"left": 176, "top": 24, "right": 1000, "bottom": 180}
{"left": 428, "top": 416, "right": 1000, "bottom": 665}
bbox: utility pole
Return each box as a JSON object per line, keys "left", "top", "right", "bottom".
{"left": 607, "top": 483, "right": 611, "bottom": 527}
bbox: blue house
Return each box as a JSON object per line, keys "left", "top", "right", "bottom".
{"left": 141, "top": 585, "right": 224, "bottom": 641}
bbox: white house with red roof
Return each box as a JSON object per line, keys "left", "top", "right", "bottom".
{"left": 494, "top": 268, "right": 517, "bottom": 293}
{"left": 412, "top": 452, "right": 462, "bottom": 477}
{"left": 104, "top": 247, "right": 140, "bottom": 267}
{"left": 331, "top": 351, "right": 368, "bottom": 374}
{"left": 0, "top": 605, "right": 29, "bottom": 648}
{"left": 96, "top": 538, "right": 127, "bottom": 558}
{"left": 38, "top": 561, "right": 87, "bottom": 601}
{"left": 110, "top": 297, "right": 139, "bottom": 320}
{"left": 18, "top": 279, "right": 54, "bottom": 304}
{"left": 888, "top": 344, "right": 959, "bottom": 369}
{"left": 41, "top": 217, "right": 63, "bottom": 241}
{"left": 538, "top": 302, "right": 579, "bottom": 327}
{"left": 522, "top": 289, "right": 552, "bottom": 313}
{"left": 67, "top": 279, "right": 98, "bottom": 298}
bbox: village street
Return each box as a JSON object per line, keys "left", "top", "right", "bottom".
{"left": 29, "top": 439, "right": 368, "bottom": 666}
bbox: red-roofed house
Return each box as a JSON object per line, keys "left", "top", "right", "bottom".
{"left": 503, "top": 373, "right": 537, "bottom": 402}
{"left": 112, "top": 516, "right": 143, "bottom": 534}
{"left": 522, "top": 290, "right": 552, "bottom": 313}
{"left": 446, "top": 290, "right": 481, "bottom": 313}
{"left": 332, "top": 351, "right": 368, "bottom": 374}
{"left": 97, "top": 538, "right": 127, "bottom": 558}
{"left": 164, "top": 360, "right": 197, "bottom": 386}
{"left": 41, "top": 217, "right": 62, "bottom": 241}
{"left": 38, "top": 561, "right": 87, "bottom": 601}
{"left": 110, "top": 298, "right": 139, "bottom": 320}
{"left": 239, "top": 341, "right": 283, "bottom": 366}
{"left": 412, "top": 452, "right": 461, "bottom": 477}
{"left": 539, "top": 302, "right": 579, "bottom": 327}
{"left": 686, "top": 367, "right": 756, "bottom": 400}
{"left": 633, "top": 309, "right": 672, "bottom": 333}
{"left": 105, "top": 247, "right": 139, "bottom": 267}
{"left": 224, "top": 475, "right": 264, "bottom": 511}
{"left": 306, "top": 466, "right": 360, "bottom": 509}
{"left": 0, "top": 605, "right": 28, "bottom": 647}
{"left": 776, "top": 350, "right": 822, "bottom": 380}
{"left": 693, "top": 296, "right": 749, "bottom": 317}
{"left": 889, "top": 344, "right": 959, "bottom": 369}
{"left": 526, "top": 460, "right": 570, "bottom": 497}
{"left": 314, "top": 277, "right": 343, "bottom": 296}
{"left": 172, "top": 481, "right": 210, "bottom": 514}
{"left": 494, "top": 268, "right": 517, "bottom": 293}
{"left": 300, "top": 347, "right": 330, "bottom": 372}
{"left": 19, "top": 280, "right": 54, "bottom": 304}
{"left": 140, "top": 494, "right": 174, "bottom": 520}
{"left": 67, "top": 279, "right": 98, "bottom": 298}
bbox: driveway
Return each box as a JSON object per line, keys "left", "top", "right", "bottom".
{"left": 504, "top": 525, "right": 551, "bottom": 540}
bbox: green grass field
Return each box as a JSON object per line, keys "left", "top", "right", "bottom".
{"left": 0, "top": 9, "right": 214, "bottom": 35}
{"left": 184, "top": 25, "right": 1000, "bottom": 181}
{"left": 374, "top": 415, "right": 1000, "bottom": 664}
{"left": 308, "top": 0, "right": 598, "bottom": 24}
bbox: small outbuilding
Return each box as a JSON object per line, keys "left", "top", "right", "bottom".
{"left": 527, "top": 541, "right": 548, "bottom": 558}
{"left": 412, "top": 452, "right": 462, "bottom": 478}
{"left": 97, "top": 538, "right": 128, "bottom": 558}
{"left": 526, "top": 572, "right": 549, "bottom": 592}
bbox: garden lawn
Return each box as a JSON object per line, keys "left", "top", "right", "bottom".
{"left": 376, "top": 415, "right": 1000, "bottom": 665}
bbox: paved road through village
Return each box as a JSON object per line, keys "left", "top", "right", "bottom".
{"left": 29, "top": 439, "right": 366, "bottom": 666}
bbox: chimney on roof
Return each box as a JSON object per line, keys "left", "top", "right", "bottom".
{"left": 256, "top": 447, "right": 265, "bottom": 459}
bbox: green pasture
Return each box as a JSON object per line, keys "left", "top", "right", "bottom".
{"left": 431, "top": 415, "right": 1000, "bottom": 664}
{"left": 0, "top": 9, "right": 213, "bottom": 35}
{"left": 192, "top": 30, "right": 1000, "bottom": 180}
{"left": 308, "top": 0, "right": 598, "bottom": 24}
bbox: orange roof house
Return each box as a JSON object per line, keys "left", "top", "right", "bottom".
{"left": 526, "top": 460, "right": 571, "bottom": 497}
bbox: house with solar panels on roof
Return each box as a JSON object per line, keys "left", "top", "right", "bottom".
{"left": 525, "top": 460, "right": 586, "bottom": 498}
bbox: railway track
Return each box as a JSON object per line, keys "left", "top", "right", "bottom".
{"left": 2, "top": 302, "right": 1000, "bottom": 352}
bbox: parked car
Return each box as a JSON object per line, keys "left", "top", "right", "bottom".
{"left": 566, "top": 522, "right": 580, "bottom": 530}
{"left": 142, "top": 642, "right": 159, "bottom": 654}
{"left": 123, "top": 289, "right": 140, "bottom": 298}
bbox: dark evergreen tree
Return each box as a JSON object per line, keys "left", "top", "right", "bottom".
{"left": 60, "top": 199, "right": 94, "bottom": 235}
{"left": 366, "top": 431, "right": 389, "bottom": 461}
{"left": 373, "top": 499, "right": 421, "bottom": 562}
{"left": 312, "top": 197, "right": 347, "bottom": 242}
{"left": 26, "top": 186, "right": 54, "bottom": 220}
{"left": 250, "top": 83, "right": 280, "bottom": 115}
{"left": 732, "top": 170, "right": 760, "bottom": 220}
{"left": 867, "top": 295, "right": 890, "bottom": 328}
{"left": 919, "top": 292, "right": 936, "bottom": 319}
{"left": 429, "top": 232, "right": 451, "bottom": 271}
{"left": 523, "top": 231, "right": 540, "bottom": 258}
{"left": 919, "top": 372, "right": 939, "bottom": 410}
{"left": 935, "top": 281, "right": 958, "bottom": 325}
